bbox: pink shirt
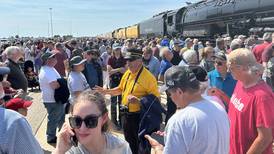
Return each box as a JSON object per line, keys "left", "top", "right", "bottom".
{"left": 228, "top": 81, "right": 274, "bottom": 154}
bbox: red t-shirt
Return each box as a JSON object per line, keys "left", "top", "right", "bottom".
{"left": 262, "top": 43, "right": 274, "bottom": 63}
{"left": 53, "top": 50, "right": 68, "bottom": 77}
{"left": 252, "top": 42, "right": 270, "bottom": 64}
{"left": 228, "top": 81, "right": 274, "bottom": 154}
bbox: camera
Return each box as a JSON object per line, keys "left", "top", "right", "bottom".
{"left": 120, "top": 105, "right": 129, "bottom": 115}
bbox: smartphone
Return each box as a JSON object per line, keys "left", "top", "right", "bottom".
{"left": 151, "top": 132, "right": 165, "bottom": 146}
{"left": 70, "top": 130, "right": 78, "bottom": 147}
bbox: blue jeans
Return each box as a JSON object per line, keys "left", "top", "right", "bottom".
{"left": 44, "top": 103, "right": 65, "bottom": 141}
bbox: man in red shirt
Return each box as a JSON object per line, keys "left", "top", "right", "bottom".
{"left": 262, "top": 33, "right": 274, "bottom": 67}
{"left": 252, "top": 32, "right": 272, "bottom": 64}
{"left": 227, "top": 48, "right": 274, "bottom": 154}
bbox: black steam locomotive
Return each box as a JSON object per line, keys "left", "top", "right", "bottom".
{"left": 99, "top": 0, "right": 274, "bottom": 39}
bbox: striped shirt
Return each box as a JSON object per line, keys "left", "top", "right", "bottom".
{"left": 0, "top": 107, "right": 43, "bottom": 154}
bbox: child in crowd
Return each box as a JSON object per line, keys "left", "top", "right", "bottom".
{"left": 25, "top": 65, "right": 39, "bottom": 91}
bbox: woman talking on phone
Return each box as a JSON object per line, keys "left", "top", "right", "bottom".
{"left": 53, "top": 90, "right": 132, "bottom": 154}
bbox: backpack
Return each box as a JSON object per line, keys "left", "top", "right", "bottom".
{"left": 54, "top": 78, "right": 70, "bottom": 104}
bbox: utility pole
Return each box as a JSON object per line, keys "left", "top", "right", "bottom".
{"left": 49, "top": 8, "right": 53, "bottom": 38}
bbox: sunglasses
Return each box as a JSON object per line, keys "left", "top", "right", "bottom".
{"left": 214, "top": 60, "right": 224, "bottom": 66}
{"left": 69, "top": 114, "right": 102, "bottom": 129}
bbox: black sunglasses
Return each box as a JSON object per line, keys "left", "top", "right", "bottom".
{"left": 214, "top": 60, "right": 224, "bottom": 66}
{"left": 69, "top": 114, "right": 102, "bottom": 129}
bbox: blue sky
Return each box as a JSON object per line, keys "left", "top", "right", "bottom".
{"left": 0, "top": 0, "right": 198, "bottom": 37}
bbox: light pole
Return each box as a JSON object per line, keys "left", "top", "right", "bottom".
{"left": 49, "top": 8, "right": 53, "bottom": 38}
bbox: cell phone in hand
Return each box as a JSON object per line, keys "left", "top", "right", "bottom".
{"left": 151, "top": 132, "right": 165, "bottom": 146}
{"left": 70, "top": 130, "right": 78, "bottom": 147}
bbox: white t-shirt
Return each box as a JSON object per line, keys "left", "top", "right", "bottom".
{"left": 164, "top": 99, "right": 229, "bottom": 154}
{"left": 68, "top": 71, "right": 89, "bottom": 104}
{"left": 39, "top": 66, "right": 61, "bottom": 103}
{"left": 24, "top": 47, "right": 34, "bottom": 63}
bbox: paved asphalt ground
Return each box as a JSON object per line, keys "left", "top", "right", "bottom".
{"left": 25, "top": 90, "right": 167, "bottom": 154}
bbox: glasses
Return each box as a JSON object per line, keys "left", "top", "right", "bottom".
{"left": 214, "top": 60, "right": 225, "bottom": 66}
{"left": 69, "top": 114, "right": 102, "bottom": 129}
{"left": 227, "top": 64, "right": 241, "bottom": 72}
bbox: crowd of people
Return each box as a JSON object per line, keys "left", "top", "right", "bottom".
{"left": 0, "top": 32, "right": 274, "bottom": 154}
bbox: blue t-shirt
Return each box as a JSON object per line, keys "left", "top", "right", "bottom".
{"left": 208, "top": 69, "right": 237, "bottom": 97}
{"left": 160, "top": 59, "right": 173, "bottom": 75}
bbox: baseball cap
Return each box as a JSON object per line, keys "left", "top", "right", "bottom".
{"left": 5, "top": 98, "right": 32, "bottom": 111}
{"left": 124, "top": 48, "right": 143, "bottom": 60}
{"left": 112, "top": 43, "right": 122, "bottom": 50}
{"left": 185, "top": 38, "right": 193, "bottom": 43}
{"left": 159, "top": 66, "right": 198, "bottom": 93}
{"left": 0, "top": 67, "right": 10, "bottom": 82}
{"left": 213, "top": 51, "right": 227, "bottom": 61}
{"left": 41, "top": 52, "right": 56, "bottom": 63}
{"left": 69, "top": 56, "right": 86, "bottom": 67}
{"left": 0, "top": 67, "right": 10, "bottom": 75}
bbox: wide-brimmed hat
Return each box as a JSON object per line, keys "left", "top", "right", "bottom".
{"left": 41, "top": 52, "right": 56, "bottom": 63}
{"left": 69, "top": 56, "right": 86, "bottom": 67}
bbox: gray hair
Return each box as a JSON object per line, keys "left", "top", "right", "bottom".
{"left": 263, "top": 32, "right": 272, "bottom": 42}
{"left": 216, "top": 38, "right": 224, "bottom": 46}
{"left": 4, "top": 46, "right": 21, "bottom": 58}
{"left": 247, "top": 64, "right": 264, "bottom": 75}
{"left": 160, "top": 47, "right": 170, "bottom": 58}
{"left": 230, "top": 39, "right": 242, "bottom": 51}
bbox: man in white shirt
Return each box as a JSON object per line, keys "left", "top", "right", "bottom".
{"left": 146, "top": 66, "right": 229, "bottom": 154}
{"left": 38, "top": 52, "right": 64, "bottom": 144}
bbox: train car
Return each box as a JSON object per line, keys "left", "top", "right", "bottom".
{"left": 139, "top": 11, "right": 171, "bottom": 38}
{"left": 117, "top": 28, "right": 126, "bottom": 39}
{"left": 113, "top": 29, "right": 120, "bottom": 39}
{"left": 181, "top": 0, "right": 274, "bottom": 38}
{"left": 126, "top": 25, "right": 139, "bottom": 39}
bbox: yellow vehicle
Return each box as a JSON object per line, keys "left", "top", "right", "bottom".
{"left": 113, "top": 29, "right": 120, "bottom": 39}
{"left": 117, "top": 28, "right": 126, "bottom": 39}
{"left": 126, "top": 25, "right": 139, "bottom": 39}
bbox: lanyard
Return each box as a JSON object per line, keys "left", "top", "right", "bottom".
{"left": 123, "top": 66, "right": 144, "bottom": 95}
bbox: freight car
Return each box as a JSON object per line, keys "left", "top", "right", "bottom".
{"left": 126, "top": 25, "right": 139, "bottom": 38}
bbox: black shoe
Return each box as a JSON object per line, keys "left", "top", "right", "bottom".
{"left": 47, "top": 137, "right": 57, "bottom": 144}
